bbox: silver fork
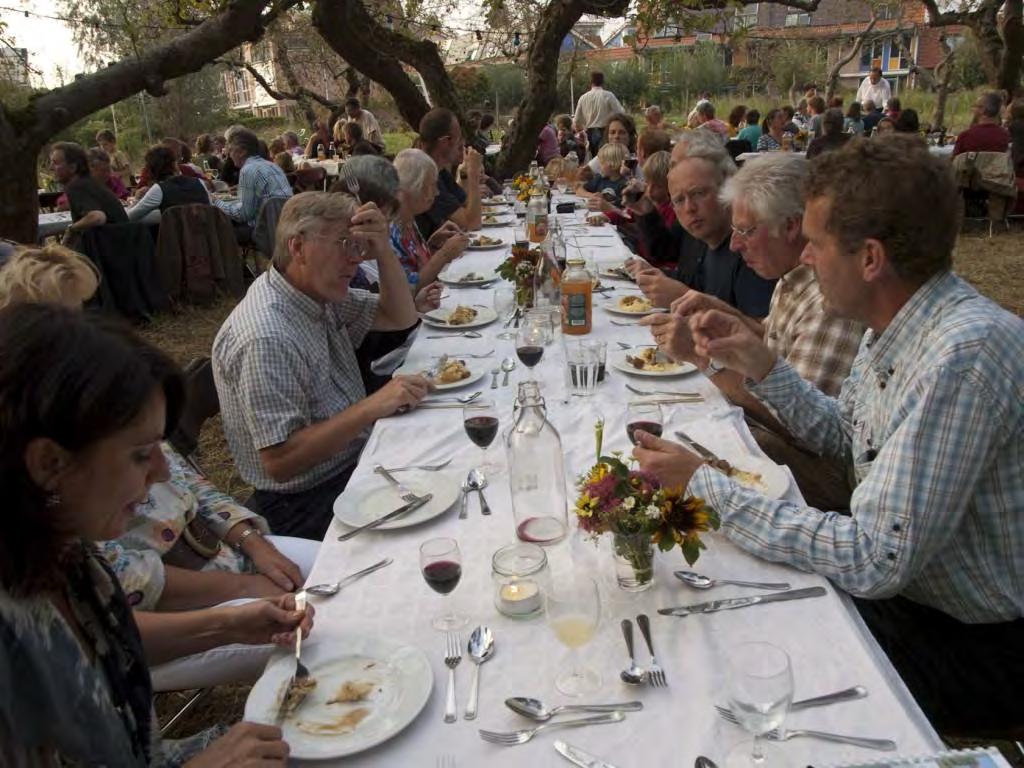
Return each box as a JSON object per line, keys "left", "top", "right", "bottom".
{"left": 372, "top": 464, "right": 420, "bottom": 503}
{"left": 379, "top": 459, "right": 453, "bottom": 472}
{"left": 443, "top": 632, "right": 461, "bottom": 723}
{"left": 342, "top": 163, "right": 361, "bottom": 204}
{"left": 636, "top": 614, "right": 667, "bottom": 687}
{"left": 478, "top": 711, "right": 624, "bottom": 746}
{"left": 714, "top": 707, "right": 896, "bottom": 750}
{"left": 276, "top": 590, "right": 310, "bottom": 721}
{"left": 610, "top": 319, "right": 641, "bottom": 326}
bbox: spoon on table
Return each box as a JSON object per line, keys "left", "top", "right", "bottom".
{"left": 674, "top": 570, "right": 791, "bottom": 591}
{"left": 305, "top": 558, "right": 394, "bottom": 596}
{"left": 464, "top": 626, "right": 495, "bottom": 720}
{"left": 695, "top": 758, "right": 720, "bottom": 768}
{"left": 619, "top": 619, "right": 646, "bottom": 685}
{"left": 466, "top": 468, "right": 491, "bottom": 515}
{"left": 490, "top": 367, "right": 501, "bottom": 389}
{"left": 505, "top": 696, "right": 643, "bottom": 722}
{"left": 501, "top": 357, "right": 517, "bottom": 386}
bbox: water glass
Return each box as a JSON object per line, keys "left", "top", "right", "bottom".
{"left": 494, "top": 284, "right": 516, "bottom": 340}
{"left": 583, "top": 339, "right": 606, "bottom": 382}
{"left": 545, "top": 575, "right": 602, "bottom": 696}
{"left": 724, "top": 642, "right": 793, "bottom": 768}
{"left": 566, "top": 341, "right": 599, "bottom": 398}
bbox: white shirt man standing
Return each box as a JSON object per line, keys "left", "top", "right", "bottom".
{"left": 856, "top": 66, "right": 891, "bottom": 109}
{"left": 573, "top": 71, "right": 625, "bottom": 152}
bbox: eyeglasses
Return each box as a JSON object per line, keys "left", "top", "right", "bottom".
{"left": 671, "top": 186, "right": 713, "bottom": 207}
{"left": 306, "top": 233, "right": 367, "bottom": 259}
{"left": 730, "top": 222, "right": 760, "bottom": 239}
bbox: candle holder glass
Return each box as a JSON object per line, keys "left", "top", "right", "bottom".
{"left": 491, "top": 542, "right": 549, "bottom": 619}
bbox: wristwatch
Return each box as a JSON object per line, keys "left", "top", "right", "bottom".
{"left": 704, "top": 359, "right": 726, "bottom": 377}
{"left": 233, "top": 526, "right": 263, "bottom": 551}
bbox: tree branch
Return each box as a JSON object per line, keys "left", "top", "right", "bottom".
{"left": 919, "top": 0, "right": 974, "bottom": 27}
{"left": 825, "top": 15, "right": 878, "bottom": 100}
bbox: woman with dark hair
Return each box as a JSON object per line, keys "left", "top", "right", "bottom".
{"left": 582, "top": 112, "right": 636, "bottom": 179}
{"left": 128, "top": 145, "right": 211, "bottom": 221}
{"left": 757, "top": 108, "right": 786, "bottom": 151}
{"left": 194, "top": 133, "right": 221, "bottom": 172}
{"left": 845, "top": 101, "right": 865, "bottom": 135}
{"left": 727, "top": 104, "right": 748, "bottom": 137}
{"left": 807, "top": 108, "right": 852, "bottom": 158}
{"left": 0, "top": 303, "right": 309, "bottom": 765}
{"left": 894, "top": 108, "right": 920, "bottom": 134}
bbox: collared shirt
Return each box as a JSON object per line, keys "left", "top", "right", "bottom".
{"left": 415, "top": 168, "right": 467, "bottom": 239}
{"left": 347, "top": 110, "right": 384, "bottom": 147}
{"left": 856, "top": 75, "right": 891, "bottom": 108}
{"left": 675, "top": 234, "right": 776, "bottom": 319}
{"left": 763, "top": 264, "right": 864, "bottom": 397}
{"left": 690, "top": 272, "right": 1024, "bottom": 624}
{"left": 953, "top": 122, "right": 1011, "bottom": 156}
{"left": 213, "top": 267, "right": 378, "bottom": 493}
{"left": 573, "top": 87, "right": 625, "bottom": 130}
{"left": 214, "top": 155, "right": 293, "bottom": 227}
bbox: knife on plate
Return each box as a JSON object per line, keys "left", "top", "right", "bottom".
{"left": 657, "top": 586, "right": 827, "bottom": 617}
{"left": 337, "top": 494, "right": 433, "bottom": 541}
{"left": 554, "top": 740, "right": 622, "bottom": 768}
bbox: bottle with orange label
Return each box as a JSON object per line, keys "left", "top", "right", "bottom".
{"left": 561, "top": 258, "right": 592, "bottom": 336}
{"left": 527, "top": 191, "right": 549, "bottom": 243}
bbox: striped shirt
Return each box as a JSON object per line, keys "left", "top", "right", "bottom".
{"left": 214, "top": 155, "right": 293, "bottom": 227}
{"left": 763, "top": 264, "right": 864, "bottom": 396}
{"left": 690, "top": 272, "right": 1024, "bottom": 624}
{"left": 212, "top": 267, "right": 378, "bottom": 493}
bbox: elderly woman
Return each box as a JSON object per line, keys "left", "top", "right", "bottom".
{"left": 0, "top": 301, "right": 312, "bottom": 765}
{"left": 129, "top": 145, "right": 211, "bottom": 221}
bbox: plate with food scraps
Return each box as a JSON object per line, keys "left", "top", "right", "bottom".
{"left": 482, "top": 195, "right": 512, "bottom": 206}
{"left": 438, "top": 269, "right": 494, "bottom": 286}
{"left": 395, "top": 358, "right": 487, "bottom": 390}
{"left": 334, "top": 471, "right": 463, "bottom": 531}
{"left": 599, "top": 263, "right": 634, "bottom": 281}
{"left": 481, "top": 213, "right": 515, "bottom": 227}
{"left": 244, "top": 635, "right": 433, "bottom": 760}
{"left": 611, "top": 348, "right": 698, "bottom": 377}
{"left": 421, "top": 305, "right": 498, "bottom": 329}
{"left": 712, "top": 454, "right": 790, "bottom": 500}
{"left": 467, "top": 234, "right": 507, "bottom": 250}
{"left": 602, "top": 295, "right": 666, "bottom": 316}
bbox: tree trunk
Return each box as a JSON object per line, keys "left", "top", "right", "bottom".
{"left": 999, "top": 0, "right": 1024, "bottom": 93}
{"left": 0, "top": 119, "right": 46, "bottom": 244}
{"left": 921, "top": 0, "right": 1004, "bottom": 87}
{"left": 933, "top": 64, "right": 952, "bottom": 129}
{"left": 825, "top": 17, "right": 877, "bottom": 101}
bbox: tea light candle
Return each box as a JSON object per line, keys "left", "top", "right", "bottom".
{"left": 498, "top": 580, "right": 542, "bottom": 616}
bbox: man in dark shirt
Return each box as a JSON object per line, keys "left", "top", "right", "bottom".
{"left": 953, "top": 91, "right": 1011, "bottom": 156}
{"left": 414, "top": 108, "right": 482, "bottom": 239}
{"left": 861, "top": 101, "right": 884, "bottom": 134}
{"left": 50, "top": 141, "right": 128, "bottom": 249}
{"left": 632, "top": 137, "right": 775, "bottom": 318}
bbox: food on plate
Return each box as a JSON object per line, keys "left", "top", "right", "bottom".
{"left": 328, "top": 680, "right": 376, "bottom": 704}
{"left": 446, "top": 305, "right": 478, "bottom": 326}
{"left": 625, "top": 347, "right": 680, "bottom": 373}
{"left": 586, "top": 213, "right": 608, "bottom": 226}
{"left": 296, "top": 707, "right": 371, "bottom": 735}
{"left": 434, "top": 359, "right": 471, "bottom": 384}
{"left": 483, "top": 196, "right": 508, "bottom": 204}
{"left": 728, "top": 467, "right": 766, "bottom": 490}
{"left": 280, "top": 676, "right": 318, "bottom": 716}
{"left": 617, "top": 295, "right": 653, "bottom": 313}
{"left": 456, "top": 272, "right": 485, "bottom": 282}
{"left": 470, "top": 235, "right": 502, "bottom": 247}
{"left": 482, "top": 215, "right": 503, "bottom": 225}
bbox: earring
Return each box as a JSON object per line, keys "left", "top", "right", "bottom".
{"left": 45, "top": 493, "right": 62, "bottom": 508}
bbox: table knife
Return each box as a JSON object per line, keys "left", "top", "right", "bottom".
{"left": 337, "top": 494, "right": 432, "bottom": 541}
{"left": 658, "top": 586, "right": 827, "bottom": 617}
{"left": 554, "top": 740, "right": 621, "bottom": 768}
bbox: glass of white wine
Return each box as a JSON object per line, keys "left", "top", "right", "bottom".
{"left": 724, "top": 642, "right": 794, "bottom": 768}
{"left": 493, "top": 284, "right": 516, "bottom": 340}
{"left": 545, "top": 575, "right": 602, "bottom": 696}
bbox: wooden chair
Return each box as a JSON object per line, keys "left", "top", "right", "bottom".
{"left": 294, "top": 166, "right": 327, "bottom": 193}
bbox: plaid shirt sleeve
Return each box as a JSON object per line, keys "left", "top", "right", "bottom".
{"left": 234, "top": 336, "right": 313, "bottom": 451}
{"left": 780, "top": 293, "right": 864, "bottom": 397}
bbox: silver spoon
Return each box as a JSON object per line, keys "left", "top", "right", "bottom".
{"left": 490, "top": 367, "right": 500, "bottom": 389}
{"left": 619, "top": 619, "right": 646, "bottom": 685}
{"left": 465, "top": 625, "right": 495, "bottom": 720}
{"left": 501, "top": 357, "right": 516, "bottom": 386}
{"left": 695, "top": 757, "right": 720, "bottom": 768}
{"left": 305, "top": 558, "right": 393, "bottom": 596}
{"left": 466, "top": 468, "right": 491, "bottom": 515}
{"left": 459, "top": 474, "right": 471, "bottom": 519}
{"left": 674, "top": 570, "right": 791, "bottom": 591}
{"left": 505, "top": 696, "right": 643, "bottom": 722}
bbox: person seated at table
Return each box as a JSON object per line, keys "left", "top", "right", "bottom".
{"left": 894, "top": 108, "right": 921, "bottom": 135}
{"left": 282, "top": 130, "right": 303, "bottom": 157}
{"left": 736, "top": 109, "right": 762, "bottom": 148}
{"left": 88, "top": 147, "right": 129, "bottom": 200}
{"left": 644, "top": 104, "right": 664, "bottom": 130}
{"left": 953, "top": 91, "right": 1010, "bottom": 156}
{"left": 477, "top": 112, "right": 495, "bottom": 144}
{"left": 344, "top": 97, "right": 385, "bottom": 151}
{"left": 213, "top": 192, "right": 429, "bottom": 539}
{"left": 556, "top": 113, "right": 586, "bottom": 164}
{"left": 884, "top": 96, "right": 901, "bottom": 122}
{"left": 726, "top": 104, "right": 747, "bottom": 138}
{"left": 537, "top": 121, "right": 561, "bottom": 165}
{"left": 757, "top": 108, "right": 786, "bottom": 152}
{"left": 214, "top": 128, "right": 293, "bottom": 236}
{"left": 602, "top": 151, "right": 676, "bottom": 272}
{"left": 631, "top": 133, "right": 776, "bottom": 317}
{"left": 633, "top": 136, "right": 1024, "bottom": 736}
{"left": 95, "top": 128, "right": 133, "bottom": 187}
{"left": 49, "top": 141, "right": 128, "bottom": 249}
{"left": 580, "top": 113, "right": 636, "bottom": 180}
{"left": 641, "top": 153, "right": 864, "bottom": 510}
{"left": 216, "top": 125, "right": 246, "bottom": 186}
{"left": 275, "top": 150, "right": 296, "bottom": 175}
{"left": 304, "top": 119, "right": 332, "bottom": 159}
{"left": 861, "top": 100, "right": 883, "bottom": 134}
{"left": 415, "top": 107, "right": 483, "bottom": 238}
{"left": 844, "top": 102, "right": 865, "bottom": 135}
{"left": 129, "top": 145, "right": 211, "bottom": 222}
{"left": 581, "top": 143, "right": 629, "bottom": 207}
{"left": 874, "top": 116, "right": 896, "bottom": 135}
{"left": 213, "top": 133, "right": 227, "bottom": 157}
{"left": 806, "top": 95, "right": 827, "bottom": 139}
{"left": 135, "top": 137, "right": 207, "bottom": 193}
{"left": 806, "top": 109, "right": 851, "bottom": 159}
{"left": 0, "top": 243, "right": 99, "bottom": 310}
{"left": 0, "top": 301, "right": 311, "bottom": 765}
{"left": 195, "top": 133, "right": 222, "bottom": 172}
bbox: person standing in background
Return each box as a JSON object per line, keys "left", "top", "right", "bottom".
{"left": 573, "top": 71, "right": 625, "bottom": 153}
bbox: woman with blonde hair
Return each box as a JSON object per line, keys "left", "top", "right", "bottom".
{"left": 0, "top": 244, "right": 99, "bottom": 310}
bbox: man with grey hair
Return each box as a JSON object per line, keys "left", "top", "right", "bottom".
{"left": 642, "top": 153, "right": 865, "bottom": 509}
{"left": 953, "top": 91, "right": 1010, "bottom": 155}
{"left": 213, "top": 192, "right": 427, "bottom": 538}
{"left": 214, "top": 128, "right": 292, "bottom": 231}
{"left": 631, "top": 133, "right": 775, "bottom": 317}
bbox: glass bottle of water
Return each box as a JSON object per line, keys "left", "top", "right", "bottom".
{"left": 506, "top": 382, "right": 568, "bottom": 545}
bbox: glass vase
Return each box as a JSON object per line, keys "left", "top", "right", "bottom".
{"left": 611, "top": 532, "right": 655, "bottom": 592}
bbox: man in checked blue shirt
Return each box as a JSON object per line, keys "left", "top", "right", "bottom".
{"left": 634, "top": 135, "right": 1023, "bottom": 735}
{"left": 214, "top": 127, "right": 292, "bottom": 236}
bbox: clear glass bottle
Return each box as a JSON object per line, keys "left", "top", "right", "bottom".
{"left": 506, "top": 382, "right": 568, "bottom": 545}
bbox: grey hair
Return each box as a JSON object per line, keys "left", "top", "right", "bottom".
{"left": 336, "top": 155, "right": 399, "bottom": 212}
{"left": 719, "top": 153, "right": 808, "bottom": 235}
{"left": 282, "top": 131, "right": 300, "bottom": 147}
{"left": 393, "top": 148, "right": 438, "bottom": 193}
{"left": 273, "top": 192, "right": 358, "bottom": 269}
{"left": 980, "top": 91, "right": 1004, "bottom": 118}
{"left": 224, "top": 123, "right": 247, "bottom": 141}
{"left": 670, "top": 130, "right": 736, "bottom": 185}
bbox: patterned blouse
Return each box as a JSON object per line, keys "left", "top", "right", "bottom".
{"left": 757, "top": 133, "right": 781, "bottom": 152}
{"left": 98, "top": 443, "right": 269, "bottom": 610}
{"left": 390, "top": 220, "right": 432, "bottom": 278}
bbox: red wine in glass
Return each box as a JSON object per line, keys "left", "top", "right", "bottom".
{"left": 464, "top": 415, "right": 499, "bottom": 448}
{"left": 422, "top": 560, "right": 462, "bottom": 594}
{"left": 516, "top": 345, "right": 544, "bottom": 368}
{"left": 627, "top": 420, "right": 664, "bottom": 445}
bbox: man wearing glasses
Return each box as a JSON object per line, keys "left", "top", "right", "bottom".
{"left": 952, "top": 91, "right": 1010, "bottom": 156}
{"left": 213, "top": 193, "right": 429, "bottom": 539}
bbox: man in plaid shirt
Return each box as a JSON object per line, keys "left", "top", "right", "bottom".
{"left": 643, "top": 153, "right": 864, "bottom": 510}
{"left": 635, "top": 136, "right": 1023, "bottom": 734}
{"left": 214, "top": 128, "right": 292, "bottom": 231}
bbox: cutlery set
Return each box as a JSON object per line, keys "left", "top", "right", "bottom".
{"left": 619, "top": 615, "right": 666, "bottom": 687}
{"left": 444, "top": 626, "right": 495, "bottom": 724}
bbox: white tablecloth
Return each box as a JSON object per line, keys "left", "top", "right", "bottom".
{"left": 300, "top": 158, "right": 342, "bottom": 176}
{"left": 36, "top": 209, "right": 161, "bottom": 240}
{"left": 737, "top": 144, "right": 954, "bottom": 163}
{"left": 255, "top": 206, "right": 942, "bottom": 765}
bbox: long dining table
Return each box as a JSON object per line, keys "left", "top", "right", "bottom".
{"left": 250, "top": 199, "right": 944, "bottom": 766}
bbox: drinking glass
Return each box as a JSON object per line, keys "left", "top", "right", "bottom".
{"left": 723, "top": 642, "right": 794, "bottom": 768}
{"left": 626, "top": 401, "right": 664, "bottom": 445}
{"left": 545, "top": 575, "right": 602, "bottom": 696}
{"left": 494, "top": 284, "right": 517, "bottom": 340}
{"left": 566, "top": 341, "right": 599, "bottom": 398}
{"left": 420, "top": 538, "right": 468, "bottom": 631}
{"left": 463, "top": 399, "right": 499, "bottom": 478}
{"left": 516, "top": 318, "right": 547, "bottom": 378}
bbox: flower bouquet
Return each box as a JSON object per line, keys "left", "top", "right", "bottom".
{"left": 510, "top": 174, "right": 535, "bottom": 203}
{"left": 496, "top": 243, "right": 542, "bottom": 308}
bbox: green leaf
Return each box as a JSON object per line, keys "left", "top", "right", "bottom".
{"left": 681, "top": 538, "right": 701, "bottom": 566}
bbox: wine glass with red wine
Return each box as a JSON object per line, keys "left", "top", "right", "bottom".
{"left": 515, "top": 319, "right": 547, "bottom": 379}
{"left": 420, "top": 537, "right": 467, "bottom": 631}
{"left": 626, "top": 401, "right": 664, "bottom": 445}
{"left": 463, "top": 399, "right": 499, "bottom": 477}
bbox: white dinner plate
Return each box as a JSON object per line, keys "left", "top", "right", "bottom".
{"left": 438, "top": 270, "right": 495, "bottom": 286}
{"left": 467, "top": 237, "right": 507, "bottom": 250}
{"left": 482, "top": 205, "right": 510, "bottom": 215}
{"left": 602, "top": 301, "right": 666, "bottom": 317}
{"left": 482, "top": 196, "right": 512, "bottom": 206}
{"left": 334, "top": 472, "right": 462, "bottom": 531}
{"left": 243, "top": 635, "right": 433, "bottom": 760}
{"left": 611, "top": 351, "right": 697, "bottom": 377}
{"left": 719, "top": 455, "right": 790, "bottom": 500}
{"left": 421, "top": 306, "right": 498, "bottom": 329}
{"left": 394, "top": 363, "right": 487, "bottom": 391}
{"left": 480, "top": 216, "right": 515, "bottom": 228}
{"left": 599, "top": 264, "right": 633, "bottom": 281}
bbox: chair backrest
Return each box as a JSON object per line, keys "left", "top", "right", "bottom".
{"left": 81, "top": 222, "right": 168, "bottom": 321}
{"left": 168, "top": 356, "right": 220, "bottom": 460}
{"left": 952, "top": 151, "right": 1017, "bottom": 198}
{"left": 252, "top": 196, "right": 290, "bottom": 257}
{"left": 724, "top": 139, "right": 752, "bottom": 161}
{"left": 155, "top": 204, "right": 243, "bottom": 304}
{"left": 294, "top": 166, "right": 327, "bottom": 192}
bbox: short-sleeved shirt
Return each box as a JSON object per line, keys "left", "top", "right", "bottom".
{"left": 415, "top": 168, "right": 466, "bottom": 239}
{"left": 583, "top": 173, "right": 628, "bottom": 206}
{"left": 64, "top": 176, "right": 129, "bottom": 225}
{"left": 212, "top": 267, "right": 378, "bottom": 493}
{"left": 674, "top": 235, "right": 776, "bottom": 319}
{"left": 737, "top": 125, "right": 762, "bottom": 147}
